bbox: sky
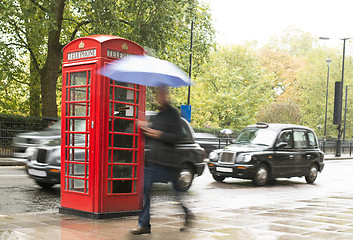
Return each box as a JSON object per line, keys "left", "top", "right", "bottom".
{"left": 200, "top": 0, "right": 353, "bottom": 48}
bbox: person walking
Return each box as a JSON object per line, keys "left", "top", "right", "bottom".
{"left": 131, "top": 86, "right": 193, "bottom": 235}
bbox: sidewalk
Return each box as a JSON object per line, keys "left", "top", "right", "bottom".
{"left": 1, "top": 191, "right": 353, "bottom": 239}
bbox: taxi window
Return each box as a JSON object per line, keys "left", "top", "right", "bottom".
{"left": 293, "top": 130, "right": 308, "bottom": 149}
{"left": 179, "top": 120, "right": 193, "bottom": 143}
{"left": 277, "top": 130, "right": 293, "bottom": 149}
{"left": 307, "top": 131, "right": 318, "bottom": 148}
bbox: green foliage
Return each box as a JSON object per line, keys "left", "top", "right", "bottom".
{"left": 189, "top": 44, "right": 274, "bottom": 130}
{"left": 257, "top": 100, "right": 301, "bottom": 124}
{"left": 0, "top": 0, "right": 215, "bottom": 118}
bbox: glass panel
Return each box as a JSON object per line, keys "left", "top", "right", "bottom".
{"left": 70, "top": 72, "right": 87, "bottom": 86}
{"left": 68, "top": 178, "right": 84, "bottom": 192}
{"left": 88, "top": 71, "right": 91, "bottom": 85}
{"left": 69, "top": 134, "right": 86, "bottom": 146}
{"left": 68, "top": 163, "right": 85, "bottom": 176}
{"left": 66, "top": 73, "right": 69, "bottom": 86}
{"left": 85, "top": 165, "right": 89, "bottom": 177}
{"left": 86, "top": 149, "right": 89, "bottom": 162}
{"left": 308, "top": 132, "right": 317, "bottom": 148}
{"left": 108, "top": 181, "right": 111, "bottom": 194}
{"left": 114, "top": 81, "right": 135, "bottom": 89}
{"left": 112, "top": 180, "right": 132, "bottom": 193}
{"left": 69, "top": 103, "right": 87, "bottom": 116}
{"left": 108, "top": 165, "right": 111, "bottom": 178}
{"left": 113, "top": 134, "right": 133, "bottom": 148}
{"left": 113, "top": 165, "right": 133, "bottom": 178}
{"left": 70, "top": 87, "right": 87, "bottom": 101}
{"left": 69, "top": 148, "right": 86, "bottom": 162}
{"left": 113, "top": 119, "right": 134, "bottom": 133}
{"left": 85, "top": 180, "right": 89, "bottom": 194}
{"left": 111, "top": 150, "right": 133, "bottom": 163}
{"left": 114, "top": 103, "right": 135, "bottom": 118}
{"left": 114, "top": 87, "right": 135, "bottom": 103}
{"left": 134, "top": 181, "right": 137, "bottom": 193}
{"left": 293, "top": 131, "right": 308, "bottom": 148}
{"left": 69, "top": 118, "right": 86, "bottom": 132}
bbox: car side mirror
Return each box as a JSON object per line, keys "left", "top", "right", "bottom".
{"left": 275, "top": 142, "right": 287, "bottom": 149}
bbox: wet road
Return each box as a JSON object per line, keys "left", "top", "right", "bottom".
{"left": 0, "top": 159, "right": 352, "bottom": 215}
{"left": 0, "top": 166, "right": 60, "bottom": 215}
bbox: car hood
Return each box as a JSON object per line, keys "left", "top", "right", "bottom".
{"left": 16, "top": 130, "right": 61, "bottom": 139}
{"left": 222, "top": 143, "right": 270, "bottom": 153}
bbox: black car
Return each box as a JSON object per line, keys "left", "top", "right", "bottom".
{"left": 208, "top": 123, "right": 324, "bottom": 186}
{"left": 26, "top": 115, "right": 206, "bottom": 191}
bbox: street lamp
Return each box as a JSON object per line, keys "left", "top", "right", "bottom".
{"left": 323, "top": 58, "right": 332, "bottom": 152}
{"left": 319, "top": 37, "right": 350, "bottom": 157}
{"left": 343, "top": 84, "right": 353, "bottom": 141}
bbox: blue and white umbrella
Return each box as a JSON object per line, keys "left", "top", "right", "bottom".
{"left": 98, "top": 55, "right": 192, "bottom": 87}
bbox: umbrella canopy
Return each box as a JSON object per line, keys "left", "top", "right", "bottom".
{"left": 98, "top": 55, "right": 192, "bottom": 87}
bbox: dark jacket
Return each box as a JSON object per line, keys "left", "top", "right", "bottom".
{"left": 146, "top": 104, "right": 182, "bottom": 168}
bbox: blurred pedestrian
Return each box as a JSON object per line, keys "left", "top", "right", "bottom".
{"left": 131, "top": 86, "right": 193, "bottom": 235}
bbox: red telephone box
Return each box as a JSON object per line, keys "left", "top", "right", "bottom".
{"left": 59, "top": 35, "right": 146, "bottom": 218}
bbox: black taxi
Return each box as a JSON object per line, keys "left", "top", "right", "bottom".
{"left": 208, "top": 123, "right": 324, "bottom": 186}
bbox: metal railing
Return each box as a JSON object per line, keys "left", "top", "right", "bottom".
{"left": 0, "top": 121, "right": 47, "bottom": 157}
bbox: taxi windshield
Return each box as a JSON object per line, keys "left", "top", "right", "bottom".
{"left": 234, "top": 128, "right": 277, "bottom": 146}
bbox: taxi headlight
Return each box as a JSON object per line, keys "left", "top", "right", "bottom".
{"left": 209, "top": 151, "right": 219, "bottom": 161}
{"left": 242, "top": 154, "right": 252, "bottom": 163}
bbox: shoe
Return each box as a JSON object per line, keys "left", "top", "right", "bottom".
{"left": 130, "top": 226, "right": 151, "bottom": 235}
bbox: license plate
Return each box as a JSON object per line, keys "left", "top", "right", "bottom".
{"left": 216, "top": 167, "right": 233, "bottom": 173}
{"left": 28, "top": 169, "right": 47, "bottom": 177}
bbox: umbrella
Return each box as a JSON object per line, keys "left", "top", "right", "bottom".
{"left": 220, "top": 129, "right": 233, "bottom": 135}
{"left": 98, "top": 55, "right": 192, "bottom": 87}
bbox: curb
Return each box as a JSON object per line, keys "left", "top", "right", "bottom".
{"left": 0, "top": 158, "right": 26, "bottom": 166}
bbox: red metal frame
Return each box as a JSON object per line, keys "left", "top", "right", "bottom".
{"left": 61, "top": 35, "right": 146, "bottom": 214}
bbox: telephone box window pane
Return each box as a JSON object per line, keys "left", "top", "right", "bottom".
{"left": 85, "top": 180, "right": 89, "bottom": 194}
{"left": 69, "top": 148, "right": 86, "bottom": 162}
{"left": 70, "top": 72, "right": 87, "bottom": 86}
{"left": 113, "top": 119, "right": 134, "bottom": 133}
{"left": 113, "top": 134, "right": 133, "bottom": 148}
{"left": 112, "top": 180, "right": 132, "bottom": 193}
{"left": 112, "top": 150, "right": 133, "bottom": 163}
{"left": 69, "top": 134, "right": 86, "bottom": 146}
{"left": 69, "top": 118, "right": 86, "bottom": 132}
{"left": 68, "top": 163, "right": 85, "bottom": 176}
{"left": 134, "top": 181, "right": 137, "bottom": 193}
{"left": 114, "top": 81, "right": 135, "bottom": 89}
{"left": 66, "top": 73, "right": 69, "bottom": 86}
{"left": 114, "top": 87, "right": 135, "bottom": 103}
{"left": 86, "top": 149, "right": 89, "bottom": 162}
{"left": 68, "top": 178, "right": 84, "bottom": 192}
{"left": 88, "top": 71, "right": 91, "bottom": 85}
{"left": 113, "top": 165, "right": 133, "bottom": 178}
{"left": 114, "top": 103, "right": 135, "bottom": 118}
{"left": 70, "top": 87, "right": 87, "bottom": 101}
{"left": 69, "top": 103, "right": 87, "bottom": 116}
{"left": 108, "top": 181, "right": 111, "bottom": 194}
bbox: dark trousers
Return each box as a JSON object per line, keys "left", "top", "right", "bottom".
{"left": 138, "top": 165, "right": 189, "bottom": 228}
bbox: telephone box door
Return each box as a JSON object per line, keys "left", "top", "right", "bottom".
{"left": 61, "top": 65, "right": 96, "bottom": 212}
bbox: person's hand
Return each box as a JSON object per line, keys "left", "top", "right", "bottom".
{"left": 142, "top": 127, "right": 163, "bottom": 139}
{"left": 137, "top": 120, "right": 150, "bottom": 130}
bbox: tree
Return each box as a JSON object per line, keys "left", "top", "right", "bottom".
{"left": 257, "top": 100, "right": 301, "bottom": 124}
{"left": 190, "top": 44, "right": 274, "bottom": 129}
{"left": 0, "top": 0, "right": 214, "bottom": 118}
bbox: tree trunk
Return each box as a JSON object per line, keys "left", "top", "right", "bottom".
{"left": 29, "top": 59, "right": 41, "bottom": 116}
{"left": 40, "top": 0, "right": 66, "bottom": 118}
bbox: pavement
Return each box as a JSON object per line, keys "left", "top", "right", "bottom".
{"left": 1, "top": 156, "right": 353, "bottom": 239}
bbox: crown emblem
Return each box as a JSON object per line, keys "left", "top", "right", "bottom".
{"left": 79, "top": 41, "right": 85, "bottom": 49}
{"left": 122, "top": 43, "right": 128, "bottom": 51}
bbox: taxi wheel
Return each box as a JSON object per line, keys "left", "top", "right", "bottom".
{"left": 212, "top": 174, "right": 225, "bottom": 182}
{"left": 305, "top": 164, "right": 318, "bottom": 184}
{"left": 35, "top": 181, "right": 54, "bottom": 189}
{"left": 253, "top": 164, "right": 269, "bottom": 186}
{"left": 176, "top": 164, "right": 194, "bottom": 191}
